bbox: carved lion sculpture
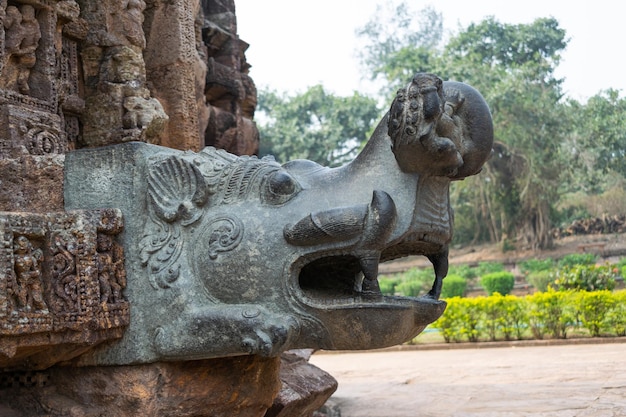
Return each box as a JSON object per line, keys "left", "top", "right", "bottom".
{"left": 65, "top": 73, "right": 493, "bottom": 364}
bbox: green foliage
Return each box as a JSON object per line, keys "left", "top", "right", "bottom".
{"left": 553, "top": 264, "right": 617, "bottom": 292}
{"left": 482, "top": 293, "right": 507, "bottom": 341}
{"left": 557, "top": 183, "right": 626, "bottom": 221}
{"left": 519, "top": 258, "right": 555, "bottom": 275}
{"left": 443, "top": 16, "right": 566, "bottom": 71}
{"left": 440, "top": 274, "right": 466, "bottom": 299}
{"left": 501, "top": 239, "right": 515, "bottom": 252}
{"left": 480, "top": 271, "right": 515, "bottom": 296}
{"left": 441, "top": 17, "right": 569, "bottom": 250}
{"left": 480, "top": 293, "right": 527, "bottom": 341}
{"left": 433, "top": 297, "right": 484, "bottom": 342}
{"left": 457, "top": 297, "right": 483, "bottom": 342}
{"left": 475, "top": 262, "right": 506, "bottom": 277}
{"left": 395, "top": 279, "right": 424, "bottom": 297}
{"left": 501, "top": 295, "right": 528, "bottom": 340}
{"left": 616, "top": 257, "right": 626, "bottom": 280}
{"left": 557, "top": 253, "right": 598, "bottom": 269}
{"left": 378, "top": 276, "right": 401, "bottom": 295}
{"left": 605, "top": 291, "right": 626, "bottom": 337}
{"left": 448, "top": 264, "right": 477, "bottom": 280}
{"left": 576, "top": 291, "right": 615, "bottom": 337}
{"left": 257, "top": 86, "right": 380, "bottom": 167}
{"left": 434, "top": 290, "right": 626, "bottom": 343}
{"left": 565, "top": 90, "right": 626, "bottom": 191}
{"left": 527, "top": 270, "right": 556, "bottom": 292}
{"left": 393, "top": 268, "right": 433, "bottom": 297}
{"left": 525, "top": 289, "right": 576, "bottom": 339}
{"left": 520, "top": 258, "right": 556, "bottom": 291}
{"left": 434, "top": 297, "right": 464, "bottom": 343}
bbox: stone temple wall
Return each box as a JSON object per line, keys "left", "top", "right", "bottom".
{"left": 0, "top": 1, "right": 335, "bottom": 415}
{"left": 0, "top": 0, "right": 258, "bottom": 213}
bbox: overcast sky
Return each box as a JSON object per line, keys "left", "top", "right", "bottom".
{"left": 236, "top": 0, "right": 624, "bottom": 102}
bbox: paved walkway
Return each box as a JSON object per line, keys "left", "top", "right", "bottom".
{"left": 310, "top": 342, "right": 626, "bottom": 417}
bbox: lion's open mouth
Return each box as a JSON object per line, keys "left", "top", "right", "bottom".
{"left": 294, "top": 253, "right": 419, "bottom": 308}
{"left": 298, "top": 255, "right": 367, "bottom": 299}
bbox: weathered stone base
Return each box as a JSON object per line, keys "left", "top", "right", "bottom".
{"left": 0, "top": 356, "right": 281, "bottom": 416}
{"left": 266, "top": 350, "right": 338, "bottom": 417}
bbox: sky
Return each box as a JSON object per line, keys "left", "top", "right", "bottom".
{"left": 235, "top": 0, "right": 625, "bottom": 103}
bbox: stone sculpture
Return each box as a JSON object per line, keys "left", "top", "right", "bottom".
{"left": 65, "top": 73, "right": 493, "bottom": 365}
{"left": 2, "top": 4, "right": 41, "bottom": 95}
{"left": 0, "top": 209, "right": 130, "bottom": 370}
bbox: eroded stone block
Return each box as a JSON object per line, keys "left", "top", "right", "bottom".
{"left": 0, "top": 209, "right": 129, "bottom": 370}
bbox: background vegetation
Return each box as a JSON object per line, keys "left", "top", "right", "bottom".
{"left": 380, "top": 255, "right": 626, "bottom": 344}
{"left": 434, "top": 289, "right": 626, "bottom": 343}
{"left": 254, "top": 1, "right": 626, "bottom": 250}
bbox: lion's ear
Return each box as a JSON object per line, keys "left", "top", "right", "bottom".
{"left": 147, "top": 156, "right": 209, "bottom": 226}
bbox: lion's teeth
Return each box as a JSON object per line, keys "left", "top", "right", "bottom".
{"left": 358, "top": 254, "right": 381, "bottom": 294}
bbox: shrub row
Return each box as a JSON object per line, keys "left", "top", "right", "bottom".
{"left": 381, "top": 256, "right": 625, "bottom": 299}
{"left": 434, "top": 289, "right": 626, "bottom": 343}
{"left": 521, "top": 253, "right": 626, "bottom": 292}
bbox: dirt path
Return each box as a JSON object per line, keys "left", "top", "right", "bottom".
{"left": 310, "top": 342, "right": 626, "bottom": 417}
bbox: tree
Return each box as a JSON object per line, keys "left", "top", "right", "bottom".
{"left": 355, "top": 2, "right": 444, "bottom": 95}
{"left": 256, "top": 85, "right": 380, "bottom": 167}
{"left": 554, "top": 90, "right": 626, "bottom": 223}
{"left": 358, "top": 5, "right": 570, "bottom": 249}
{"left": 565, "top": 89, "right": 626, "bottom": 191}
{"left": 440, "top": 18, "right": 569, "bottom": 249}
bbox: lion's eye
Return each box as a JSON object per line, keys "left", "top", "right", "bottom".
{"left": 262, "top": 170, "right": 300, "bottom": 205}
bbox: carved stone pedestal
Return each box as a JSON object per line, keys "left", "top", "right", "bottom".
{"left": 0, "top": 355, "right": 281, "bottom": 416}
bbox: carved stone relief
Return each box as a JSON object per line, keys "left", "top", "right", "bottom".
{"left": 0, "top": 0, "right": 257, "bottom": 158}
{"left": 77, "top": 0, "right": 168, "bottom": 147}
{"left": 141, "top": 0, "right": 259, "bottom": 154}
{"left": 0, "top": 208, "right": 129, "bottom": 370}
{"left": 2, "top": 3, "right": 41, "bottom": 95}
{"left": 0, "top": 0, "right": 86, "bottom": 158}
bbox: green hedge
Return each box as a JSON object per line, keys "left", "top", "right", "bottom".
{"left": 440, "top": 274, "right": 467, "bottom": 298}
{"left": 480, "top": 271, "right": 515, "bottom": 295}
{"left": 433, "top": 289, "right": 626, "bottom": 343}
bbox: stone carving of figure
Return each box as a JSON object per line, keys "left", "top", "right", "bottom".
{"left": 122, "top": 0, "right": 146, "bottom": 48}
{"left": 3, "top": 4, "right": 41, "bottom": 94}
{"left": 3, "top": 6, "right": 22, "bottom": 52}
{"left": 96, "top": 233, "right": 124, "bottom": 304}
{"left": 13, "top": 235, "right": 47, "bottom": 312}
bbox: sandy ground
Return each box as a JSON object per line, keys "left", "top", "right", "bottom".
{"left": 310, "top": 342, "right": 626, "bottom": 417}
